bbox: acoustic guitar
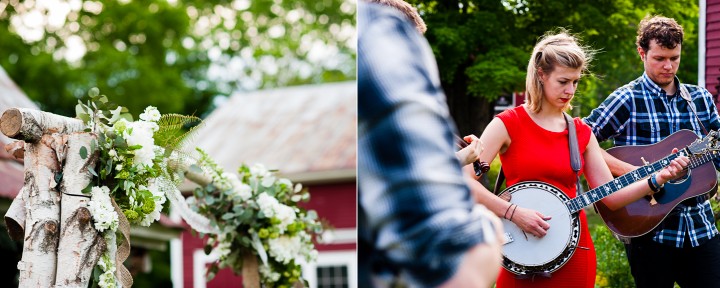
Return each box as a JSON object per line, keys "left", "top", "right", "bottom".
{"left": 499, "top": 130, "right": 720, "bottom": 276}
{"left": 595, "top": 129, "right": 720, "bottom": 238}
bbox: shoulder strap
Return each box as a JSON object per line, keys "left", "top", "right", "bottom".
{"left": 564, "top": 112, "right": 584, "bottom": 194}
{"left": 679, "top": 84, "right": 709, "bottom": 135}
{"left": 564, "top": 113, "right": 581, "bottom": 172}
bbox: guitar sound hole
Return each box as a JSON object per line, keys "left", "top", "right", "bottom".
{"left": 668, "top": 169, "right": 691, "bottom": 184}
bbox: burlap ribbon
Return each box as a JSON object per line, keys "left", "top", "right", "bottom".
{"left": 111, "top": 198, "right": 133, "bottom": 287}
{"left": 242, "top": 251, "right": 260, "bottom": 288}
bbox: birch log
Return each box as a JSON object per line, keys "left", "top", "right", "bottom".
{"left": 0, "top": 108, "right": 84, "bottom": 143}
{"left": 17, "top": 134, "right": 64, "bottom": 287}
{"left": 5, "top": 187, "right": 26, "bottom": 241}
{"left": 4, "top": 141, "right": 27, "bottom": 241}
{"left": 55, "top": 132, "right": 106, "bottom": 287}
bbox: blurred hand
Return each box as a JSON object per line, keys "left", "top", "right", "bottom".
{"left": 439, "top": 205, "right": 503, "bottom": 288}
{"left": 455, "top": 134, "right": 483, "bottom": 166}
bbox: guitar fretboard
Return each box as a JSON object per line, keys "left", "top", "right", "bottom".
{"left": 566, "top": 149, "right": 718, "bottom": 213}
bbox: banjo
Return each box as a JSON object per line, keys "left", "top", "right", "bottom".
{"left": 499, "top": 130, "right": 720, "bottom": 276}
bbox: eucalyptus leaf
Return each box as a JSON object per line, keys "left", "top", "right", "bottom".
{"left": 88, "top": 166, "right": 98, "bottom": 177}
{"left": 88, "top": 87, "right": 99, "bottom": 98}
{"left": 79, "top": 146, "right": 88, "bottom": 159}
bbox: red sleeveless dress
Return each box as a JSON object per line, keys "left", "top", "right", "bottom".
{"left": 495, "top": 106, "right": 596, "bottom": 288}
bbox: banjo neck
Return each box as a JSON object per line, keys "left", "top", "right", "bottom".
{"left": 565, "top": 146, "right": 705, "bottom": 214}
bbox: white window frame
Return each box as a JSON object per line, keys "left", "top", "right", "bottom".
{"left": 302, "top": 250, "right": 357, "bottom": 288}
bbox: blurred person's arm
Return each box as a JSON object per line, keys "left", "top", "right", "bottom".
{"left": 358, "top": 3, "right": 501, "bottom": 287}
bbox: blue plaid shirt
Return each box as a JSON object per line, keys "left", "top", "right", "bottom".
{"left": 358, "top": 2, "right": 498, "bottom": 286}
{"left": 584, "top": 72, "right": 720, "bottom": 247}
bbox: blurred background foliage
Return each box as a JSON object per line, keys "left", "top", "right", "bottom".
{"left": 0, "top": 0, "right": 356, "bottom": 118}
{"left": 406, "top": 0, "right": 699, "bottom": 137}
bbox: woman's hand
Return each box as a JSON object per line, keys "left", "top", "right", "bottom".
{"left": 655, "top": 148, "right": 690, "bottom": 185}
{"left": 455, "top": 134, "right": 483, "bottom": 166}
{"left": 509, "top": 206, "right": 552, "bottom": 238}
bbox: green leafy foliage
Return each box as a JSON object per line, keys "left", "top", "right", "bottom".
{"left": 191, "top": 148, "right": 325, "bottom": 287}
{"left": 591, "top": 225, "right": 634, "bottom": 287}
{"left": 409, "top": 0, "right": 699, "bottom": 135}
{"left": 0, "top": 0, "right": 355, "bottom": 118}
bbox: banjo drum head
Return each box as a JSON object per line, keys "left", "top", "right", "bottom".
{"left": 500, "top": 181, "right": 580, "bottom": 275}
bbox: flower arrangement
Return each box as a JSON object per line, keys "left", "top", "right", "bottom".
{"left": 75, "top": 88, "right": 200, "bottom": 287}
{"left": 73, "top": 89, "right": 325, "bottom": 287}
{"left": 190, "top": 149, "right": 324, "bottom": 287}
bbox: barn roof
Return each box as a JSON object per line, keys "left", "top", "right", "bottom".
{"left": 192, "top": 81, "right": 357, "bottom": 183}
{"left": 0, "top": 67, "right": 38, "bottom": 199}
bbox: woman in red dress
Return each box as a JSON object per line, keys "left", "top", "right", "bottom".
{"left": 468, "top": 31, "right": 690, "bottom": 288}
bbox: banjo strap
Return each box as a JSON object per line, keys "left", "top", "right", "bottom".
{"left": 493, "top": 113, "right": 582, "bottom": 195}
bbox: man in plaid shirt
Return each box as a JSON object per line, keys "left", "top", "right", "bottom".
{"left": 584, "top": 16, "right": 720, "bottom": 287}
{"left": 358, "top": 1, "right": 502, "bottom": 287}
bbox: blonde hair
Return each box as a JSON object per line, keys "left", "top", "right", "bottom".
{"left": 526, "top": 31, "right": 593, "bottom": 113}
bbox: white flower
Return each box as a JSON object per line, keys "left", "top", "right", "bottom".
{"left": 139, "top": 180, "right": 167, "bottom": 226}
{"left": 108, "top": 149, "right": 117, "bottom": 158}
{"left": 215, "top": 240, "right": 232, "bottom": 260}
{"left": 116, "top": 164, "right": 123, "bottom": 171}
{"left": 87, "top": 186, "right": 119, "bottom": 232}
{"left": 98, "top": 270, "right": 116, "bottom": 288}
{"left": 250, "top": 163, "right": 271, "bottom": 178}
{"left": 275, "top": 204, "right": 296, "bottom": 233}
{"left": 224, "top": 172, "right": 253, "bottom": 201}
{"left": 123, "top": 121, "right": 156, "bottom": 168}
{"left": 139, "top": 106, "right": 161, "bottom": 122}
{"left": 268, "top": 235, "right": 303, "bottom": 264}
{"left": 235, "top": 182, "right": 253, "bottom": 201}
{"left": 259, "top": 264, "right": 281, "bottom": 282}
{"left": 257, "top": 193, "right": 279, "bottom": 218}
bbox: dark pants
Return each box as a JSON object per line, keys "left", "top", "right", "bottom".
{"left": 625, "top": 234, "right": 720, "bottom": 288}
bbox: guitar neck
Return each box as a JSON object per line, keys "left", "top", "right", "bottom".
{"left": 566, "top": 148, "right": 716, "bottom": 213}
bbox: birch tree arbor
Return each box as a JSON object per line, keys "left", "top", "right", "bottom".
{"left": 1, "top": 108, "right": 111, "bottom": 287}
{"left": 1, "top": 92, "right": 325, "bottom": 287}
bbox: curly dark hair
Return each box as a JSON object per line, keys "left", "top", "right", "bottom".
{"left": 636, "top": 15, "right": 684, "bottom": 51}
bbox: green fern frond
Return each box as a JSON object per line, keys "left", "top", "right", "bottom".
{"left": 154, "top": 113, "right": 204, "bottom": 153}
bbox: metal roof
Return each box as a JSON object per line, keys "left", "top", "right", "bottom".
{"left": 192, "top": 81, "right": 357, "bottom": 183}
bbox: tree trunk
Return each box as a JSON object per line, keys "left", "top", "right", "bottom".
{"left": 17, "top": 135, "right": 63, "bottom": 287}
{"left": 55, "top": 133, "right": 106, "bottom": 287}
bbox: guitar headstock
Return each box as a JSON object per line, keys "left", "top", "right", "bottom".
{"left": 687, "top": 130, "right": 720, "bottom": 155}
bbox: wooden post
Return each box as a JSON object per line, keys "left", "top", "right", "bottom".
{"left": 17, "top": 135, "right": 63, "bottom": 287}
{"left": 55, "top": 133, "right": 106, "bottom": 287}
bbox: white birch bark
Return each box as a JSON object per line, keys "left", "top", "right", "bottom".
{"left": 0, "top": 108, "right": 84, "bottom": 142}
{"left": 5, "top": 187, "right": 26, "bottom": 241}
{"left": 55, "top": 132, "right": 106, "bottom": 288}
{"left": 17, "top": 134, "right": 63, "bottom": 287}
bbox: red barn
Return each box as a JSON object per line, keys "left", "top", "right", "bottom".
{"left": 176, "top": 82, "right": 357, "bottom": 288}
{"left": 703, "top": 0, "right": 720, "bottom": 101}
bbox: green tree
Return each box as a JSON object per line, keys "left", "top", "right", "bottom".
{"left": 411, "top": 0, "right": 699, "bottom": 136}
{"left": 0, "top": 0, "right": 355, "bottom": 118}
